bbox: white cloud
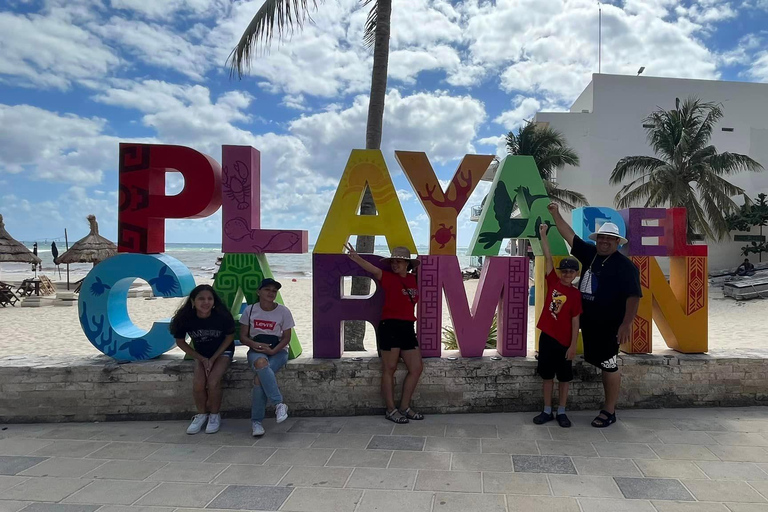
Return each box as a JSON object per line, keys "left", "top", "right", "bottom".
{"left": 388, "top": 46, "right": 461, "bottom": 84}
{"left": 494, "top": 95, "right": 541, "bottom": 130}
{"left": 0, "top": 104, "right": 148, "bottom": 185}
{"left": 91, "top": 17, "right": 214, "bottom": 80}
{"left": 109, "top": 0, "right": 227, "bottom": 19}
{"left": 289, "top": 89, "right": 487, "bottom": 177}
{"left": 0, "top": 10, "right": 119, "bottom": 89}
{"left": 460, "top": 0, "right": 721, "bottom": 101}
{"left": 397, "top": 189, "right": 415, "bottom": 202}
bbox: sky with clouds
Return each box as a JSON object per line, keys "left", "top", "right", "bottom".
{"left": 1, "top": 0, "right": 767, "bottom": 247}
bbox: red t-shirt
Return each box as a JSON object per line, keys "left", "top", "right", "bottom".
{"left": 536, "top": 269, "right": 582, "bottom": 347}
{"left": 380, "top": 271, "right": 419, "bottom": 321}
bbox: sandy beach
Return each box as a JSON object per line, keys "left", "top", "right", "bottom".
{"left": 0, "top": 275, "right": 764, "bottom": 358}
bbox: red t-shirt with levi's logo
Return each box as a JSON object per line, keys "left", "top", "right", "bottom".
{"left": 380, "top": 270, "right": 419, "bottom": 322}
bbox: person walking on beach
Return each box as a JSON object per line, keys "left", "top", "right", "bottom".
{"left": 345, "top": 244, "right": 424, "bottom": 424}
{"left": 239, "top": 278, "right": 295, "bottom": 437}
{"left": 534, "top": 223, "right": 581, "bottom": 428}
{"left": 171, "top": 285, "right": 236, "bottom": 435}
{"left": 548, "top": 203, "right": 641, "bottom": 428}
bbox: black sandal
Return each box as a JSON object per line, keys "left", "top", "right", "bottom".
{"left": 591, "top": 410, "right": 616, "bottom": 428}
{"left": 385, "top": 409, "right": 409, "bottom": 424}
{"left": 556, "top": 413, "right": 572, "bottom": 428}
{"left": 533, "top": 412, "right": 554, "bottom": 425}
{"left": 399, "top": 408, "right": 424, "bottom": 420}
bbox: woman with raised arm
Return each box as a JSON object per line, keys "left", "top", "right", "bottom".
{"left": 345, "top": 243, "right": 424, "bottom": 424}
{"left": 171, "top": 285, "right": 236, "bottom": 435}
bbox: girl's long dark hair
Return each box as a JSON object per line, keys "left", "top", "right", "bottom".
{"left": 169, "top": 285, "right": 234, "bottom": 335}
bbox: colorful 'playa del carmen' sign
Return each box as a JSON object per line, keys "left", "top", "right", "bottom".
{"left": 78, "top": 144, "right": 708, "bottom": 362}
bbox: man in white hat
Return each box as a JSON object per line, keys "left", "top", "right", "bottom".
{"left": 548, "top": 203, "right": 642, "bottom": 428}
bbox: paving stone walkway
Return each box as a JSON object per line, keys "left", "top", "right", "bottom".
{"left": 2, "top": 408, "right": 768, "bottom": 512}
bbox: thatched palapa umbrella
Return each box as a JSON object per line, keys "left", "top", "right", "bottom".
{"left": 55, "top": 215, "right": 117, "bottom": 267}
{"left": 0, "top": 214, "right": 42, "bottom": 281}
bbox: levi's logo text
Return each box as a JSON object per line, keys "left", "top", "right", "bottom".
{"left": 252, "top": 320, "right": 277, "bottom": 330}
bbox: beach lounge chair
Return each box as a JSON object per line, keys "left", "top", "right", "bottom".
{"left": 0, "top": 284, "right": 19, "bottom": 307}
{"left": 16, "top": 279, "right": 35, "bottom": 297}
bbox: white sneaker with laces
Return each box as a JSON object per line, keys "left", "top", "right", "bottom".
{"left": 252, "top": 421, "right": 265, "bottom": 437}
{"left": 205, "top": 413, "right": 221, "bottom": 434}
{"left": 186, "top": 414, "right": 208, "bottom": 435}
{"left": 275, "top": 403, "right": 289, "bottom": 424}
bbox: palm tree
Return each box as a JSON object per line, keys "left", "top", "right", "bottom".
{"left": 610, "top": 97, "right": 763, "bottom": 241}
{"left": 504, "top": 121, "right": 588, "bottom": 210}
{"left": 229, "top": 0, "right": 390, "bottom": 350}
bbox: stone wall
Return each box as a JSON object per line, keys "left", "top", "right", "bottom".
{"left": 1, "top": 350, "right": 767, "bottom": 423}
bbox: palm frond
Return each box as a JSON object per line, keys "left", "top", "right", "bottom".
{"left": 545, "top": 182, "right": 588, "bottom": 209}
{"left": 614, "top": 180, "right": 659, "bottom": 209}
{"left": 536, "top": 147, "right": 580, "bottom": 180}
{"left": 609, "top": 156, "right": 667, "bottom": 185}
{"left": 707, "top": 152, "right": 764, "bottom": 175}
{"left": 228, "top": 0, "right": 319, "bottom": 78}
{"left": 687, "top": 99, "right": 723, "bottom": 154}
{"left": 361, "top": 0, "right": 377, "bottom": 47}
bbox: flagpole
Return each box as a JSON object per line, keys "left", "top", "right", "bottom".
{"left": 598, "top": 2, "right": 602, "bottom": 73}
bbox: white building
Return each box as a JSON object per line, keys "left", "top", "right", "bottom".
{"left": 531, "top": 73, "right": 768, "bottom": 272}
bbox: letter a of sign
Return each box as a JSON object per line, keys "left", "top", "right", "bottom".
{"left": 469, "top": 156, "right": 567, "bottom": 257}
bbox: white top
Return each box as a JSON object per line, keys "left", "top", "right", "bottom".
{"left": 239, "top": 303, "right": 296, "bottom": 338}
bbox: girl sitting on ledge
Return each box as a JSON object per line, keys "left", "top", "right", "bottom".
{"left": 239, "top": 278, "right": 295, "bottom": 437}
{"left": 170, "top": 285, "right": 236, "bottom": 435}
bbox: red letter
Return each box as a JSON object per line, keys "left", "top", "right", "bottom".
{"left": 118, "top": 144, "right": 222, "bottom": 253}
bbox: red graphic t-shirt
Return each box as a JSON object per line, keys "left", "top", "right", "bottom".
{"left": 380, "top": 270, "right": 419, "bottom": 322}
{"left": 536, "top": 269, "right": 582, "bottom": 347}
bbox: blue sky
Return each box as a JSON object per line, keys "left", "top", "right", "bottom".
{"left": 1, "top": 0, "right": 767, "bottom": 247}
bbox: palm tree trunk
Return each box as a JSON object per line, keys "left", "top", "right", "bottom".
{"left": 346, "top": 0, "right": 392, "bottom": 351}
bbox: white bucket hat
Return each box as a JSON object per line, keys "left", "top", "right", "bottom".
{"left": 588, "top": 222, "right": 628, "bottom": 245}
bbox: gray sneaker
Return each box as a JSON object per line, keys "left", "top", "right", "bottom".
{"left": 187, "top": 414, "right": 208, "bottom": 435}
{"left": 252, "top": 421, "right": 265, "bottom": 437}
{"left": 275, "top": 403, "right": 289, "bottom": 424}
{"left": 205, "top": 413, "right": 221, "bottom": 434}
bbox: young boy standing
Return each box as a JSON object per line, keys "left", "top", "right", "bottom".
{"left": 534, "top": 223, "right": 582, "bottom": 428}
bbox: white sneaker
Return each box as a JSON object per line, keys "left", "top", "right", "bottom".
{"left": 252, "top": 421, "right": 265, "bottom": 437}
{"left": 275, "top": 403, "right": 289, "bottom": 424}
{"left": 205, "top": 413, "right": 221, "bottom": 434}
{"left": 186, "top": 414, "right": 208, "bottom": 435}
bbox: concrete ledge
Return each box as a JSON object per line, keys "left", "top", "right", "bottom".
{"left": 1, "top": 349, "right": 768, "bottom": 423}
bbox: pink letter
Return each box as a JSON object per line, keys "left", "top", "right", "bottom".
{"left": 221, "top": 146, "right": 308, "bottom": 253}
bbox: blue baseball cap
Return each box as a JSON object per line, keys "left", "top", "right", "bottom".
{"left": 259, "top": 278, "right": 282, "bottom": 290}
{"left": 557, "top": 258, "right": 580, "bottom": 271}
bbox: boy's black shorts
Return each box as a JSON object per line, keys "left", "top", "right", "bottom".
{"left": 537, "top": 332, "right": 573, "bottom": 382}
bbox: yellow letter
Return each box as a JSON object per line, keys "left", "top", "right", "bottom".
{"left": 314, "top": 150, "right": 416, "bottom": 254}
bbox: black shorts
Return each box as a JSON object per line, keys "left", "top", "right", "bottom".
{"left": 582, "top": 332, "right": 620, "bottom": 373}
{"left": 377, "top": 319, "right": 419, "bottom": 351}
{"left": 537, "top": 333, "right": 573, "bottom": 382}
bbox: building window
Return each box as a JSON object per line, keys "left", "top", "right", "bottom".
{"left": 642, "top": 123, "right": 654, "bottom": 128}
{"left": 722, "top": 127, "right": 734, "bottom": 132}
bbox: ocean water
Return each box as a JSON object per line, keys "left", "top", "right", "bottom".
{"left": 1, "top": 243, "right": 475, "bottom": 280}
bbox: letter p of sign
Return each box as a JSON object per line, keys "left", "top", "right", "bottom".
{"left": 118, "top": 144, "right": 223, "bottom": 254}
